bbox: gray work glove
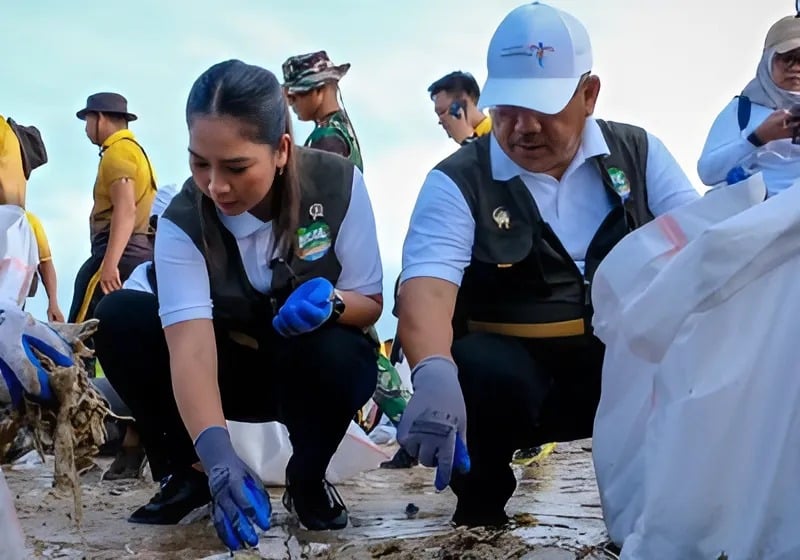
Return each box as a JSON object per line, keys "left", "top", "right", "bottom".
{"left": 397, "top": 356, "right": 470, "bottom": 490}
{"left": 194, "top": 426, "right": 271, "bottom": 551}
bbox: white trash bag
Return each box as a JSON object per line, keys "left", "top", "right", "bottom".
{"left": 227, "top": 420, "right": 391, "bottom": 486}
{"left": 0, "top": 467, "right": 27, "bottom": 560}
{"left": 0, "top": 206, "right": 38, "bottom": 307}
{"left": 593, "top": 173, "right": 800, "bottom": 559}
{"left": 591, "top": 174, "right": 767, "bottom": 546}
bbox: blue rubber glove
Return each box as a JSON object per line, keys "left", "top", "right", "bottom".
{"left": 0, "top": 306, "right": 74, "bottom": 408}
{"left": 397, "top": 356, "right": 471, "bottom": 491}
{"left": 194, "top": 427, "right": 271, "bottom": 551}
{"left": 272, "top": 277, "right": 334, "bottom": 337}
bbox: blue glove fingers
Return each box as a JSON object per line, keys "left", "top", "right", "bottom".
{"left": 281, "top": 303, "right": 309, "bottom": 335}
{"left": 244, "top": 475, "right": 272, "bottom": 531}
{"left": 454, "top": 434, "right": 471, "bottom": 474}
{"left": 227, "top": 473, "right": 270, "bottom": 541}
{"left": 433, "top": 433, "right": 471, "bottom": 491}
{"left": 295, "top": 299, "right": 332, "bottom": 326}
{"left": 271, "top": 314, "right": 290, "bottom": 338}
{"left": 224, "top": 495, "right": 259, "bottom": 548}
{"left": 306, "top": 277, "right": 334, "bottom": 303}
{"left": 433, "top": 430, "right": 457, "bottom": 492}
{"left": 213, "top": 504, "right": 244, "bottom": 551}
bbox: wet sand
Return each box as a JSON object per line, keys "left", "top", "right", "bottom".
{"left": 5, "top": 440, "right": 614, "bottom": 559}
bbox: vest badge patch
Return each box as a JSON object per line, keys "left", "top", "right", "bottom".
{"left": 492, "top": 206, "right": 511, "bottom": 230}
{"left": 608, "top": 167, "right": 631, "bottom": 200}
{"left": 296, "top": 220, "right": 332, "bottom": 262}
{"left": 309, "top": 202, "right": 324, "bottom": 220}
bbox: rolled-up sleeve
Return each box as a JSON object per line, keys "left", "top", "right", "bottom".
{"left": 155, "top": 217, "right": 213, "bottom": 328}
{"left": 400, "top": 170, "right": 475, "bottom": 286}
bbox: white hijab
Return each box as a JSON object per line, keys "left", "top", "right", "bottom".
{"left": 741, "top": 48, "right": 800, "bottom": 110}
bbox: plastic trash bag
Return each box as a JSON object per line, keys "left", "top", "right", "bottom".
{"left": 227, "top": 420, "right": 392, "bottom": 486}
{"left": 594, "top": 173, "right": 800, "bottom": 558}
{"left": 0, "top": 206, "right": 38, "bottom": 307}
{"left": 0, "top": 467, "right": 27, "bottom": 560}
{"left": 591, "top": 173, "right": 768, "bottom": 547}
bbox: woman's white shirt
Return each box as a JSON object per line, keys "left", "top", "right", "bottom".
{"left": 155, "top": 168, "right": 383, "bottom": 328}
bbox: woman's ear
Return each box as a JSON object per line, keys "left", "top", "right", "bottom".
{"left": 277, "top": 134, "right": 291, "bottom": 168}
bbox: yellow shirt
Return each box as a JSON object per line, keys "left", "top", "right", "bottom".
{"left": 474, "top": 115, "right": 492, "bottom": 137}
{"left": 0, "top": 115, "right": 26, "bottom": 207}
{"left": 90, "top": 129, "right": 156, "bottom": 240}
{"left": 24, "top": 211, "right": 51, "bottom": 262}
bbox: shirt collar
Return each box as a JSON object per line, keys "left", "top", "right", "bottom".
{"left": 489, "top": 117, "right": 610, "bottom": 181}
{"left": 101, "top": 129, "right": 134, "bottom": 150}
{"left": 474, "top": 115, "right": 493, "bottom": 137}
{"left": 217, "top": 208, "right": 272, "bottom": 239}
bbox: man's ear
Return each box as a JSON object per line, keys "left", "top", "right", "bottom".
{"left": 583, "top": 75, "right": 601, "bottom": 116}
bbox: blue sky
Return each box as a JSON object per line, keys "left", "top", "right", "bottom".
{"left": 1, "top": 0, "right": 789, "bottom": 338}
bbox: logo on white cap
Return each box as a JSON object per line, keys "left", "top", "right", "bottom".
{"left": 501, "top": 42, "right": 556, "bottom": 67}
{"left": 479, "top": 2, "right": 593, "bottom": 115}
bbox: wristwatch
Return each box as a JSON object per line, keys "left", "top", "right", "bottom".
{"left": 331, "top": 289, "right": 346, "bottom": 322}
{"left": 746, "top": 131, "right": 765, "bottom": 147}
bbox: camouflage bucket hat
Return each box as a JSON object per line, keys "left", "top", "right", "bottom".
{"left": 282, "top": 50, "right": 351, "bottom": 94}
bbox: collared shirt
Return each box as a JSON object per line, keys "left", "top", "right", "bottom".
{"left": 698, "top": 97, "right": 800, "bottom": 197}
{"left": 401, "top": 118, "right": 700, "bottom": 285}
{"left": 90, "top": 129, "right": 156, "bottom": 241}
{"left": 155, "top": 167, "right": 383, "bottom": 328}
{"left": 460, "top": 115, "right": 493, "bottom": 145}
{"left": 474, "top": 115, "right": 492, "bottom": 137}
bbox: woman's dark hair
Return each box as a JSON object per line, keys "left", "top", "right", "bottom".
{"left": 186, "top": 59, "right": 300, "bottom": 251}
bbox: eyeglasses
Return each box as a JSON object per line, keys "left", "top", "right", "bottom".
{"left": 774, "top": 49, "right": 800, "bottom": 68}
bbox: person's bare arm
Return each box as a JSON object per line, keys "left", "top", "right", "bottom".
{"left": 38, "top": 260, "right": 64, "bottom": 322}
{"left": 396, "top": 277, "right": 458, "bottom": 368}
{"left": 337, "top": 292, "right": 382, "bottom": 329}
{"left": 163, "top": 318, "right": 225, "bottom": 441}
{"left": 102, "top": 178, "right": 137, "bottom": 293}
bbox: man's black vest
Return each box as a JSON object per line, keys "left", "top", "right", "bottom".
{"left": 163, "top": 147, "right": 354, "bottom": 336}
{"left": 435, "top": 120, "right": 654, "bottom": 340}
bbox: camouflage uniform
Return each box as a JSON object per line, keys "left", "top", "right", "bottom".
{"left": 282, "top": 51, "right": 364, "bottom": 171}
{"left": 282, "top": 50, "right": 406, "bottom": 435}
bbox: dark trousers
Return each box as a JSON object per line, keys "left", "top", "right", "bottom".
{"left": 68, "top": 234, "right": 153, "bottom": 323}
{"left": 93, "top": 290, "right": 378, "bottom": 483}
{"left": 449, "top": 332, "right": 605, "bottom": 517}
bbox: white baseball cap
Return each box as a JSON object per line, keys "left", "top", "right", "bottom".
{"left": 478, "top": 2, "right": 593, "bottom": 115}
{"left": 150, "top": 183, "right": 181, "bottom": 218}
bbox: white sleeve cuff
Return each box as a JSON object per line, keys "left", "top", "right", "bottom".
{"left": 400, "top": 263, "right": 465, "bottom": 287}
{"left": 160, "top": 306, "right": 214, "bottom": 329}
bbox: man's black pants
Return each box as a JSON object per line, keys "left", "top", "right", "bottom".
{"left": 448, "top": 332, "right": 605, "bottom": 525}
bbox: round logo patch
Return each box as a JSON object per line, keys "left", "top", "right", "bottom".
{"left": 608, "top": 167, "right": 631, "bottom": 200}
{"left": 296, "top": 221, "right": 332, "bottom": 261}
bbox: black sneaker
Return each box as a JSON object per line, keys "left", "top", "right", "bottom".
{"left": 128, "top": 468, "right": 210, "bottom": 525}
{"left": 282, "top": 478, "right": 348, "bottom": 531}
